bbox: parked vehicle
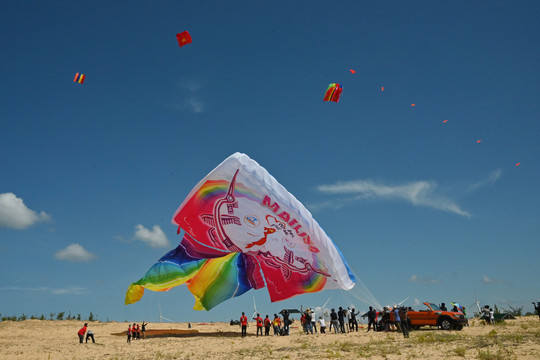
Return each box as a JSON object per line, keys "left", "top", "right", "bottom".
{"left": 403, "top": 302, "right": 468, "bottom": 330}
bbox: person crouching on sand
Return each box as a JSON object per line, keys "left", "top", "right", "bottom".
{"left": 85, "top": 329, "right": 95, "bottom": 343}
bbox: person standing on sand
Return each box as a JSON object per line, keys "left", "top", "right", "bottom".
{"left": 136, "top": 323, "right": 141, "bottom": 339}
{"left": 338, "top": 307, "right": 346, "bottom": 333}
{"left": 272, "top": 314, "right": 281, "bottom": 335}
{"left": 264, "top": 315, "right": 271, "bottom": 336}
{"left": 240, "top": 312, "right": 248, "bottom": 337}
{"left": 349, "top": 308, "right": 359, "bottom": 332}
{"left": 330, "top": 309, "right": 339, "bottom": 334}
{"left": 318, "top": 316, "right": 326, "bottom": 333}
{"left": 311, "top": 310, "right": 317, "bottom": 333}
{"left": 281, "top": 310, "right": 290, "bottom": 335}
{"left": 255, "top": 313, "right": 263, "bottom": 337}
{"left": 127, "top": 325, "right": 132, "bottom": 344}
{"left": 367, "top": 306, "right": 377, "bottom": 332}
{"left": 141, "top": 321, "right": 147, "bottom": 339}
{"left": 77, "top": 323, "right": 87, "bottom": 344}
{"left": 398, "top": 307, "right": 409, "bottom": 338}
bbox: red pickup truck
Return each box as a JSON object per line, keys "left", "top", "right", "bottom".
{"left": 404, "top": 302, "right": 468, "bottom": 330}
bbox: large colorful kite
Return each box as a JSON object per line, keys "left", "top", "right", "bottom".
{"left": 125, "top": 153, "right": 355, "bottom": 310}
{"left": 323, "top": 83, "right": 343, "bottom": 103}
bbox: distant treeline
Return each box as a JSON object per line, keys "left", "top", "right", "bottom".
{"left": 0, "top": 312, "right": 97, "bottom": 322}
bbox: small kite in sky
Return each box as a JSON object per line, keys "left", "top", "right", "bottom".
{"left": 410, "top": 104, "right": 416, "bottom": 107}
{"left": 381, "top": 86, "right": 384, "bottom": 91}
{"left": 515, "top": 162, "right": 521, "bottom": 166}
{"left": 476, "top": 140, "right": 482, "bottom": 143}
{"left": 125, "top": 153, "right": 355, "bottom": 310}
{"left": 176, "top": 31, "right": 192, "bottom": 48}
{"left": 323, "top": 83, "right": 343, "bottom": 103}
{"left": 349, "top": 69, "right": 356, "bottom": 74}
{"left": 73, "top": 73, "right": 85, "bottom": 84}
{"left": 443, "top": 120, "right": 448, "bottom": 123}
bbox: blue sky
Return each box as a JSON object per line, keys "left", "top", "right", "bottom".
{"left": 1, "top": 1, "right": 539, "bottom": 322}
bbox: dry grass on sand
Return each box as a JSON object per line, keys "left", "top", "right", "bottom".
{"left": 1, "top": 316, "right": 539, "bottom": 359}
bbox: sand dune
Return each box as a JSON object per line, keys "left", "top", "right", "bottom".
{"left": 0, "top": 316, "right": 539, "bottom": 359}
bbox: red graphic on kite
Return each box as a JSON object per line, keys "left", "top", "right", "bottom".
{"left": 246, "top": 227, "right": 276, "bottom": 249}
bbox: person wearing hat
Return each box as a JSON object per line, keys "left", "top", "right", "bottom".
{"left": 77, "top": 323, "right": 88, "bottom": 344}
{"left": 304, "top": 309, "right": 313, "bottom": 334}
{"left": 310, "top": 309, "right": 318, "bottom": 333}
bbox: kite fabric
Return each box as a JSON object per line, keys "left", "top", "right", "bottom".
{"left": 176, "top": 31, "right": 192, "bottom": 47}
{"left": 125, "top": 153, "right": 356, "bottom": 310}
{"left": 73, "top": 73, "right": 85, "bottom": 84}
{"left": 323, "top": 83, "right": 343, "bottom": 103}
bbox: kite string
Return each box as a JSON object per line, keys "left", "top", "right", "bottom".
{"left": 345, "top": 269, "right": 383, "bottom": 310}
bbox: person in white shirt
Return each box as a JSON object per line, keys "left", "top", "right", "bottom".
{"left": 318, "top": 317, "right": 326, "bottom": 334}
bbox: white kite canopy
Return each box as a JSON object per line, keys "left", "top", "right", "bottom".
{"left": 127, "top": 152, "right": 355, "bottom": 311}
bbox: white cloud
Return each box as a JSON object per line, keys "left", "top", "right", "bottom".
{"left": 134, "top": 224, "right": 170, "bottom": 248}
{"left": 54, "top": 243, "right": 96, "bottom": 262}
{"left": 185, "top": 97, "right": 204, "bottom": 113}
{"left": 482, "top": 275, "right": 503, "bottom": 284}
{"left": 409, "top": 274, "right": 441, "bottom": 285}
{"left": 317, "top": 179, "right": 470, "bottom": 217}
{"left": 467, "top": 169, "right": 502, "bottom": 192}
{"left": 172, "top": 77, "right": 206, "bottom": 113}
{"left": 0, "top": 193, "right": 51, "bottom": 229}
{"left": 0, "top": 286, "right": 86, "bottom": 295}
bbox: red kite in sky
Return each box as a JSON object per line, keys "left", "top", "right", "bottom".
{"left": 323, "top": 83, "right": 343, "bottom": 103}
{"left": 176, "top": 31, "right": 192, "bottom": 48}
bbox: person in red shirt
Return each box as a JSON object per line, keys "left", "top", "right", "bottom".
{"left": 255, "top": 313, "right": 263, "bottom": 337}
{"left": 136, "top": 324, "right": 141, "bottom": 340}
{"left": 127, "top": 325, "right": 132, "bottom": 344}
{"left": 240, "top": 312, "right": 248, "bottom": 337}
{"left": 264, "top": 315, "right": 271, "bottom": 336}
{"left": 77, "top": 323, "right": 87, "bottom": 344}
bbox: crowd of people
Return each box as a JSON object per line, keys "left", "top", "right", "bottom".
{"left": 236, "top": 306, "right": 390, "bottom": 338}
{"left": 127, "top": 322, "right": 147, "bottom": 343}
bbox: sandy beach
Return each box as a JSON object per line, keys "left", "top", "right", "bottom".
{"left": 0, "top": 316, "right": 539, "bottom": 359}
